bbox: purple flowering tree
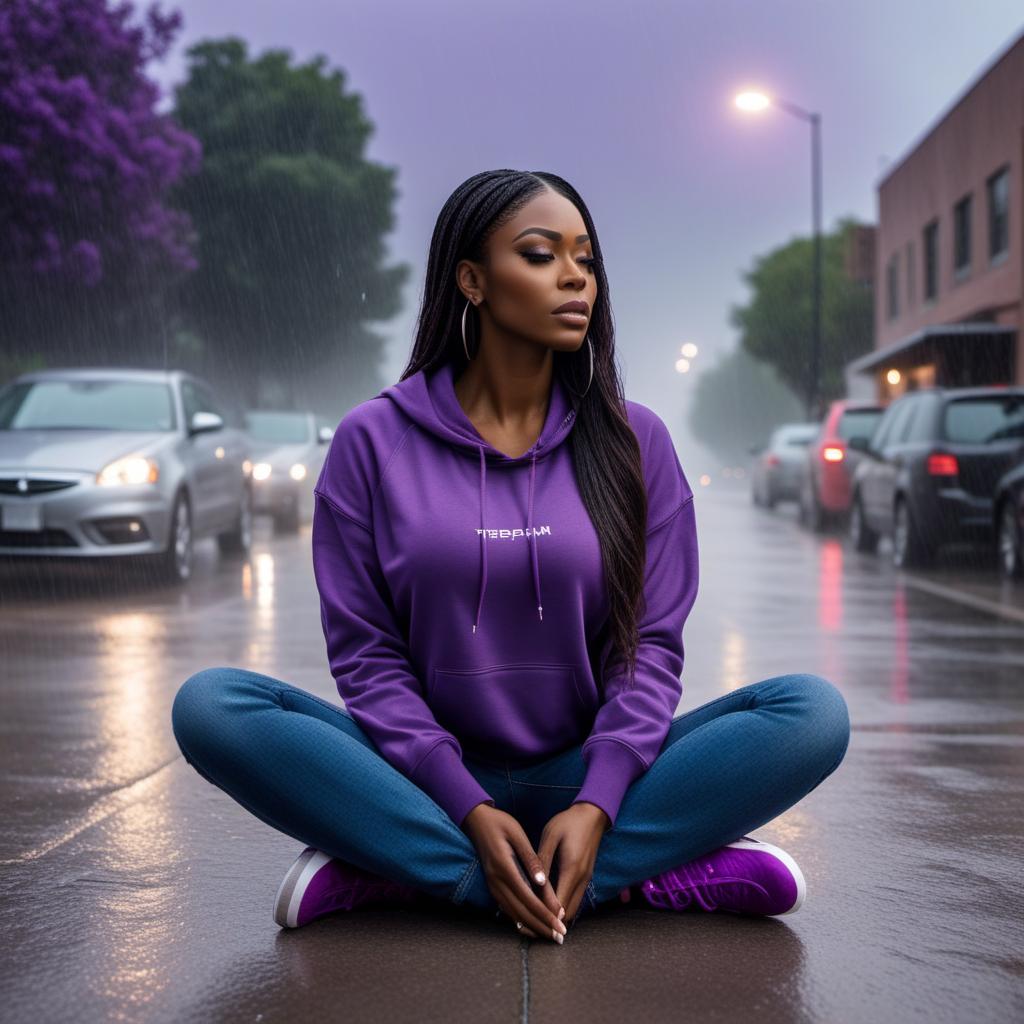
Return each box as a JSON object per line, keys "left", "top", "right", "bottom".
{"left": 0, "top": 0, "right": 200, "bottom": 363}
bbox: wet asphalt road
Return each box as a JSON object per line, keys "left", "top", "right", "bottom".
{"left": 1, "top": 482, "right": 1022, "bottom": 1023}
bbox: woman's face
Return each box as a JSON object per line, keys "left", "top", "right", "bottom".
{"left": 458, "top": 189, "right": 599, "bottom": 353}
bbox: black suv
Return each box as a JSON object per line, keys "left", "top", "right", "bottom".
{"left": 847, "top": 386, "right": 1024, "bottom": 568}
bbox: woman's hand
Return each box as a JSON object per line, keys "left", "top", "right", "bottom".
{"left": 463, "top": 804, "right": 568, "bottom": 943}
{"left": 536, "top": 802, "right": 610, "bottom": 926}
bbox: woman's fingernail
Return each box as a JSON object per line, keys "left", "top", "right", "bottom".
{"left": 534, "top": 871, "right": 545, "bottom": 884}
{"left": 556, "top": 919, "right": 567, "bottom": 935}
{"left": 558, "top": 907, "right": 565, "bottom": 921}
{"left": 553, "top": 929, "right": 564, "bottom": 944}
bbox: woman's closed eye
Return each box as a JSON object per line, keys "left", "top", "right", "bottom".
{"left": 521, "top": 251, "right": 600, "bottom": 270}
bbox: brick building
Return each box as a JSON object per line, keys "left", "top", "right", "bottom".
{"left": 846, "top": 29, "right": 1023, "bottom": 400}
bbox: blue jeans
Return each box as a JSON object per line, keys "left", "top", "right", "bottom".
{"left": 171, "top": 668, "right": 850, "bottom": 920}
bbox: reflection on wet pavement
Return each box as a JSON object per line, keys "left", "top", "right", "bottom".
{"left": 1, "top": 492, "right": 1022, "bottom": 1022}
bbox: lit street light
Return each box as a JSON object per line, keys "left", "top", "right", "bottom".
{"left": 734, "top": 89, "right": 823, "bottom": 421}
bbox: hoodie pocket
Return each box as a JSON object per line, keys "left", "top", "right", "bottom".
{"left": 429, "top": 662, "right": 589, "bottom": 759}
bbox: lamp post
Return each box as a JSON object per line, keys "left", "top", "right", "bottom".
{"left": 735, "top": 91, "right": 823, "bottom": 421}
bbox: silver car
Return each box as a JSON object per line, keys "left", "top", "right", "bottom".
{"left": 243, "top": 410, "right": 333, "bottom": 532}
{"left": 0, "top": 368, "right": 253, "bottom": 583}
{"left": 749, "top": 422, "right": 821, "bottom": 508}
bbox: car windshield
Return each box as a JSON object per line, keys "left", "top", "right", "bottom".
{"left": 942, "top": 396, "right": 1024, "bottom": 443}
{"left": 0, "top": 380, "right": 176, "bottom": 431}
{"left": 244, "top": 411, "right": 311, "bottom": 444}
{"left": 837, "top": 409, "right": 884, "bottom": 440}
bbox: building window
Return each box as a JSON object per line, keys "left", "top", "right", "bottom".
{"left": 987, "top": 165, "right": 1009, "bottom": 262}
{"left": 886, "top": 252, "right": 900, "bottom": 320}
{"left": 953, "top": 193, "right": 971, "bottom": 278}
{"left": 905, "top": 239, "right": 915, "bottom": 307}
{"left": 923, "top": 219, "right": 939, "bottom": 301}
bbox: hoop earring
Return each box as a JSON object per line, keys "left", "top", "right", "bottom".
{"left": 566, "top": 335, "right": 594, "bottom": 400}
{"left": 462, "top": 299, "right": 476, "bottom": 361}
{"left": 580, "top": 335, "right": 594, "bottom": 398}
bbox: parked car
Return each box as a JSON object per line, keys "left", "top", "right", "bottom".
{"left": 798, "top": 399, "right": 887, "bottom": 532}
{"left": 847, "top": 385, "right": 1024, "bottom": 569}
{"left": 0, "top": 368, "right": 253, "bottom": 583}
{"left": 749, "top": 422, "right": 821, "bottom": 508}
{"left": 992, "top": 448, "right": 1024, "bottom": 579}
{"left": 243, "top": 410, "right": 333, "bottom": 532}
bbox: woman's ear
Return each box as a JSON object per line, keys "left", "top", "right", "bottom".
{"left": 455, "top": 259, "right": 484, "bottom": 305}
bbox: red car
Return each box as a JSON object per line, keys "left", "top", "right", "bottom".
{"left": 799, "top": 399, "right": 887, "bottom": 531}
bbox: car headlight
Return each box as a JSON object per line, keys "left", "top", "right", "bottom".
{"left": 96, "top": 455, "right": 159, "bottom": 486}
{"left": 289, "top": 463, "right": 307, "bottom": 481}
{"left": 252, "top": 462, "right": 272, "bottom": 481}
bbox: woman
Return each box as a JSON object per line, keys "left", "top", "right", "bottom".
{"left": 171, "top": 169, "right": 851, "bottom": 944}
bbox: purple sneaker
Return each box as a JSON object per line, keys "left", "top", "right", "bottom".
{"left": 273, "top": 847, "right": 422, "bottom": 929}
{"left": 640, "top": 835, "right": 807, "bottom": 917}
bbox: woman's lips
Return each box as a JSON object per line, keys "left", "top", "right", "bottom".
{"left": 552, "top": 311, "right": 588, "bottom": 325}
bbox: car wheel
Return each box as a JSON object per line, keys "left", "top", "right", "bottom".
{"left": 152, "top": 491, "right": 193, "bottom": 584}
{"left": 997, "top": 500, "right": 1023, "bottom": 579}
{"left": 763, "top": 481, "right": 776, "bottom": 509}
{"left": 892, "top": 496, "right": 933, "bottom": 569}
{"left": 849, "top": 493, "right": 879, "bottom": 553}
{"left": 218, "top": 484, "right": 253, "bottom": 557}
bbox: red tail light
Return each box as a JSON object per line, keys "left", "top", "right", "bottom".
{"left": 821, "top": 445, "right": 844, "bottom": 463}
{"left": 927, "top": 452, "right": 958, "bottom": 476}
{"left": 765, "top": 453, "right": 780, "bottom": 467}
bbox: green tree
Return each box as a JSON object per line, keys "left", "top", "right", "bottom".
{"left": 688, "top": 346, "right": 805, "bottom": 466}
{"left": 728, "top": 216, "right": 874, "bottom": 416}
{"left": 171, "top": 38, "right": 410, "bottom": 408}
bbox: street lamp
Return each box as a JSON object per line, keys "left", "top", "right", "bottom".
{"left": 676, "top": 341, "right": 698, "bottom": 374}
{"left": 734, "top": 89, "right": 823, "bottom": 421}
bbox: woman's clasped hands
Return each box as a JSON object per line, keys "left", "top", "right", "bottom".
{"left": 462, "top": 800, "right": 610, "bottom": 943}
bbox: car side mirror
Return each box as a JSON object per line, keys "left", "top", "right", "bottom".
{"left": 317, "top": 426, "right": 334, "bottom": 444}
{"left": 190, "top": 411, "right": 223, "bottom": 435}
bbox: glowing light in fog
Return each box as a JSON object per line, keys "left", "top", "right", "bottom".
{"left": 886, "top": 369, "right": 901, "bottom": 384}
{"left": 681, "top": 342, "right": 698, "bottom": 358}
{"left": 735, "top": 91, "right": 771, "bottom": 111}
{"left": 675, "top": 358, "right": 691, "bottom": 373}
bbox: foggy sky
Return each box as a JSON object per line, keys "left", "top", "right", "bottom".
{"left": 150, "top": 0, "right": 1024, "bottom": 473}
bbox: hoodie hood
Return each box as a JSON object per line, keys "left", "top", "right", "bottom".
{"left": 380, "top": 361, "right": 579, "bottom": 634}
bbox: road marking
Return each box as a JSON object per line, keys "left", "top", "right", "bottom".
{"left": 898, "top": 573, "right": 1024, "bottom": 627}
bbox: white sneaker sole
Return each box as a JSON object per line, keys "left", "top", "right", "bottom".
{"left": 725, "top": 837, "right": 807, "bottom": 915}
{"left": 273, "top": 847, "right": 332, "bottom": 929}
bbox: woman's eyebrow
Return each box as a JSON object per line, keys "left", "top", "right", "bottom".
{"left": 512, "top": 227, "right": 590, "bottom": 243}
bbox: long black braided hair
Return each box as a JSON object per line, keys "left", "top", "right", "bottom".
{"left": 398, "top": 169, "right": 647, "bottom": 694}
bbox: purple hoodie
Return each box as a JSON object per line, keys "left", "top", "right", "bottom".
{"left": 311, "top": 360, "right": 699, "bottom": 830}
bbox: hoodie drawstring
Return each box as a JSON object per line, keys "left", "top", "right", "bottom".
{"left": 473, "top": 445, "right": 488, "bottom": 633}
{"left": 472, "top": 445, "right": 543, "bottom": 633}
{"left": 527, "top": 451, "right": 543, "bottom": 622}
